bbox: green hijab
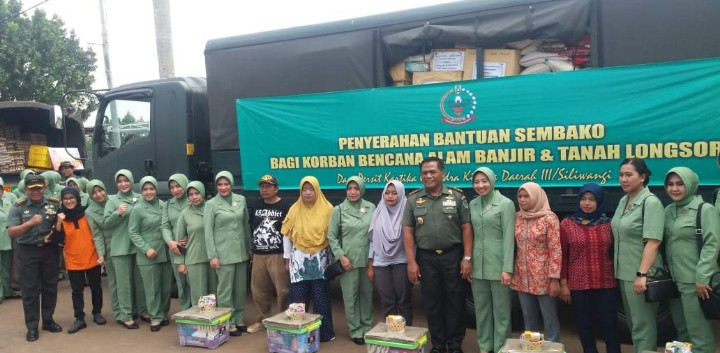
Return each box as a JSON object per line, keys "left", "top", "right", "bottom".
{"left": 186, "top": 181, "right": 206, "bottom": 209}
{"left": 169, "top": 173, "right": 189, "bottom": 202}
{"left": 473, "top": 166, "right": 497, "bottom": 205}
{"left": 665, "top": 166, "right": 699, "bottom": 207}
{"left": 115, "top": 169, "right": 135, "bottom": 197}
{"left": 87, "top": 179, "right": 108, "bottom": 205}
{"left": 214, "top": 171, "right": 234, "bottom": 203}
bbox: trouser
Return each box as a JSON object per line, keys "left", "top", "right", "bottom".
{"left": 68, "top": 265, "right": 103, "bottom": 320}
{"left": 289, "top": 279, "right": 335, "bottom": 341}
{"left": 669, "top": 282, "right": 715, "bottom": 353}
{"left": 216, "top": 261, "right": 248, "bottom": 326}
{"left": 0, "top": 250, "right": 12, "bottom": 299}
{"left": 416, "top": 246, "right": 466, "bottom": 351}
{"left": 58, "top": 247, "right": 66, "bottom": 276}
{"left": 186, "top": 262, "right": 218, "bottom": 306}
{"left": 18, "top": 244, "right": 59, "bottom": 330}
{"left": 138, "top": 261, "right": 172, "bottom": 323}
{"left": 374, "top": 263, "right": 413, "bottom": 325}
{"left": 517, "top": 292, "right": 561, "bottom": 342}
{"left": 113, "top": 254, "right": 148, "bottom": 322}
{"left": 104, "top": 255, "right": 121, "bottom": 320}
{"left": 339, "top": 266, "right": 374, "bottom": 338}
{"left": 472, "top": 279, "right": 512, "bottom": 352}
{"left": 619, "top": 279, "right": 659, "bottom": 353}
{"left": 170, "top": 253, "right": 191, "bottom": 310}
{"left": 11, "top": 238, "right": 21, "bottom": 288}
{"left": 571, "top": 288, "right": 621, "bottom": 353}
{"left": 251, "top": 253, "right": 289, "bottom": 322}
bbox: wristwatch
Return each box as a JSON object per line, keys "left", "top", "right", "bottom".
{"left": 636, "top": 271, "right": 647, "bottom": 277}
{"left": 463, "top": 256, "right": 472, "bottom": 261}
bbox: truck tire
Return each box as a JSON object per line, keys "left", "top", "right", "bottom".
{"left": 616, "top": 298, "right": 677, "bottom": 345}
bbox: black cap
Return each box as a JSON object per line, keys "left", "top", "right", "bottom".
{"left": 59, "top": 161, "right": 74, "bottom": 170}
{"left": 257, "top": 174, "right": 278, "bottom": 186}
{"left": 25, "top": 174, "right": 46, "bottom": 189}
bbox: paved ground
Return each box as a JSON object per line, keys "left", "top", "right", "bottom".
{"left": 1, "top": 277, "right": 718, "bottom": 353}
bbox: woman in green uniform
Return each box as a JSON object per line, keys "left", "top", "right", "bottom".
{"left": 327, "top": 176, "right": 375, "bottom": 345}
{"left": 103, "top": 169, "right": 148, "bottom": 329}
{"left": 128, "top": 176, "right": 172, "bottom": 332}
{"left": 41, "top": 171, "right": 62, "bottom": 199}
{"left": 86, "top": 180, "right": 120, "bottom": 321}
{"left": 204, "top": 171, "right": 251, "bottom": 336}
{"left": 161, "top": 174, "right": 191, "bottom": 310}
{"left": 12, "top": 169, "right": 34, "bottom": 199}
{"left": 611, "top": 158, "right": 664, "bottom": 353}
{"left": 176, "top": 181, "right": 217, "bottom": 305}
{"left": 663, "top": 167, "right": 719, "bottom": 353}
{"left": 469, "top": 167, "right": 516, "bottom": 353}
{"left": 1, "top": 177, "right": 18, "bottom": 303}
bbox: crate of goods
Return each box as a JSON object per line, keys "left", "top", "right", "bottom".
{"left": 430, "top": 48, "right": 477, "bottom": 81}
{"left": 172, "top": 306, "right": 232, "bottom": 350}
{"left": 27, "top": 145, "right": 53, "bottom": 169}
{"left": 365, "top": 322, "right": 428, "bottom": 353}
{"left": 499, "top": 338, "right": 564, "bottom": 353}
{"left": 483, "top": 49, "right": 521, "bottom": 78}
{"left": 263, "top": 312, "right": 322, "bottom": 353}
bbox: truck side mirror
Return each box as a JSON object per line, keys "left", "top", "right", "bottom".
{"left": 53, "top": 105, "right": 63, "bottom": 129}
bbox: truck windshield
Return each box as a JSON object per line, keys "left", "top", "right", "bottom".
{"left": 97, "top": 98, "right": 151, "bottom": 157}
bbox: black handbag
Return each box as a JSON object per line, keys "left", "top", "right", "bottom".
{"left": 645, "top": 266, "right": 679, "bottom": 302}
{"left": 694, "top": 202, "right": 720, "bottom": 320}
{"left": 324, "top": 207, "right": 347, "bottom": 280}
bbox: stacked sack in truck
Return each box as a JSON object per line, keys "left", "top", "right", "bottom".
{"left": 510, "top": 34, "right": 591, "bottom": 75}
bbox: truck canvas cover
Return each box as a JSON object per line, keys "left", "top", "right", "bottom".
{"left": 205, "top": 0, "right": 591, "bottom": 151}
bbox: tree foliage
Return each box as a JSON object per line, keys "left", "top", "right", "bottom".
{"left": 0, "top": 0, "right": 97, "bottom": 120}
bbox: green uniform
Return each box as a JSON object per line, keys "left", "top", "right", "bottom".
{"left": 204, "top": 171, "right": 251, "bottom": 326}
{"left": 0, "top": 181, "right": 18, "bottom": 301}
{"left": 161, "top": 174, "right": 191, "bottom": 310}
{"left": 611, "top": 186, "right": 664, "bottom": 353}
{"left": 663, "top": 167, "right": 719, "bottom": 353}
{"left": 327, "top": 176, "right": 375, "bottom": 338}
{"left": 468, "top": 167, "right": 515, "bottom": 353}
{"left": 85, "top": 179, "right": 120, "bottom": 320}
{"left": 12, "top": 169, "right": 33, "bottom": 199}
{"left": 176, "top": 181, "right": 217, "bottom": 306}
{"left": 103, "top": 169, "right": 147, "bottom": 322}
{"left": 129, "top": 176, "right": 171, "bottom": 323}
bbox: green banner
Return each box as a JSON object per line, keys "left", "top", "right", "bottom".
{"left": 237, "top": 58, "right": 720, "bottom": 191}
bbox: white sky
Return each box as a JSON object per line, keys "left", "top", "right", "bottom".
{"left": 27, "top": 0, "right": 456, "bottom": 90}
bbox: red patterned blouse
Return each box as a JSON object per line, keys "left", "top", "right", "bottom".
{"left": 559, "top": 218, "right": 617, "bottom": 290}
{"left": 511, "top": 212, "right": 562, "bottom": 295}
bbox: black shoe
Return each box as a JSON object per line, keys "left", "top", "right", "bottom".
{"left": 160, "top": 319, "right": 170, "bottom": 326}
{"left": 449, "top": 350, "right": 464, "bottom": 353}
{"left": 93, "top": 314, "right": 107, "bottom": 325}
{"left": 122, "top": 321, "right": 139, "bottom": 329}
{"left": 116, "top": 320, "right": 124, "bottom": 325}
{"left": 41, "top": 322, "right": 62, "bottom": 333}
{"left": 236, "top": 325, "right": 248, "bottom": 332}
{"left": 140, "top": 315, "right": 151, "bottom": 323}
{"left": 150, "top": 325, "right": 161, "bottom": 332}
{"left": 67, "top": 320, "right": 87, "bottom": 334}
{"left": 320, "top": 336, "right": 335, "bottom": 343}
{"left": 229, "top": 329, "right": 242, "bottom": 337}
{"left": 26, "top": 329, "right": 39, "bottom": 342}
{"left": 352, "top": 337, "right": 365, "bottom": 345}
{"left": 430, "top": 348, "right": 447, "bottom": 353}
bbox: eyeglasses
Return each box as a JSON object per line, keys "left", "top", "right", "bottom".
{"left": 62, "top": 198, "right": 77, "bottom": 202}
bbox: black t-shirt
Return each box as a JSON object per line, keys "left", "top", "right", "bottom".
{"left": 248, "top": 198, "right": 289, "bottom": 254}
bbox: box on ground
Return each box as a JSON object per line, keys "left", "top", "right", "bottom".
{"left": 412, "top": 71, "right": 463, "bottom": 85}
{"left": 499, "top": 338, "right": 564, "bottom": 353}
{"left": 172, "top": 307, "right": 232, "bottom": 350}
{"left": 365, "top": 322, "right": 428, "bottom": 353}
{"left": 263, "top": 312, "right": 322, "bottom": 353}
{"left": 483, "top": 49, "right": 520, "bottom": 78}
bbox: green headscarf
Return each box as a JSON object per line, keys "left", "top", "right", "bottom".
{"left": 214, "top": 171, "right": 234, "bottom": 203}
{"left": 169, "top": 173, "right": 189, "bottom": 200}
{"left": 665, "top": 166, "right": 699, "bottom": 207}
{"left": 86, "top": 179, "right": 108, "bottom": 205}
{"left": 115, "top": 169, "right": 135, "bottom": 197}
{"left": 345, "top": 175, "right": 366, "bottom": 209}
{"left": 186, "top": 181, "right": 206, "bottom": 207}
{"left": 19, "top": 169, "right": 35, "bottom": 180}
{"left": 473, "top": 166, "right": 497, "bottom": 205}
{"left": 41, "top": 171, "right": 61, "bottom": 197}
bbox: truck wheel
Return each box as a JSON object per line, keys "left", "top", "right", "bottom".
{"left": 616, "top": 299, "right": 677, "bottom": 345}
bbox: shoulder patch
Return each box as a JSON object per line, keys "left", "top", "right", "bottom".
{"left": 408, "top": 189, "right": 422, "bottom": 196}
{"left": 15, "top": 198, "right": 27, "bottom": 206}
{"left": 448, "top": 186, "right": 466, "bottom": 199}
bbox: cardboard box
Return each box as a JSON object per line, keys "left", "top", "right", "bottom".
{"left": 411, "top": 71, "right": 462, "bottom": 85}
{"left": 483, "top": 49, "right": 520, "bottom": 78}
{"left": 365, "top": 322, "right": 428, "bottom": 353}
{"left": 390, "top": 61, "right": 412, "bottom": 83}
{"left": 263, "top": 313, "right": 322, "bottom": 353}
{"left": 430, "top": 49, "right": 477, "bottom": 80}
{"left": 499, "top": 338, "right": 564, "bottom": 353}
{"left": 173, "top": 307, "right": 232, "bottom": 350}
